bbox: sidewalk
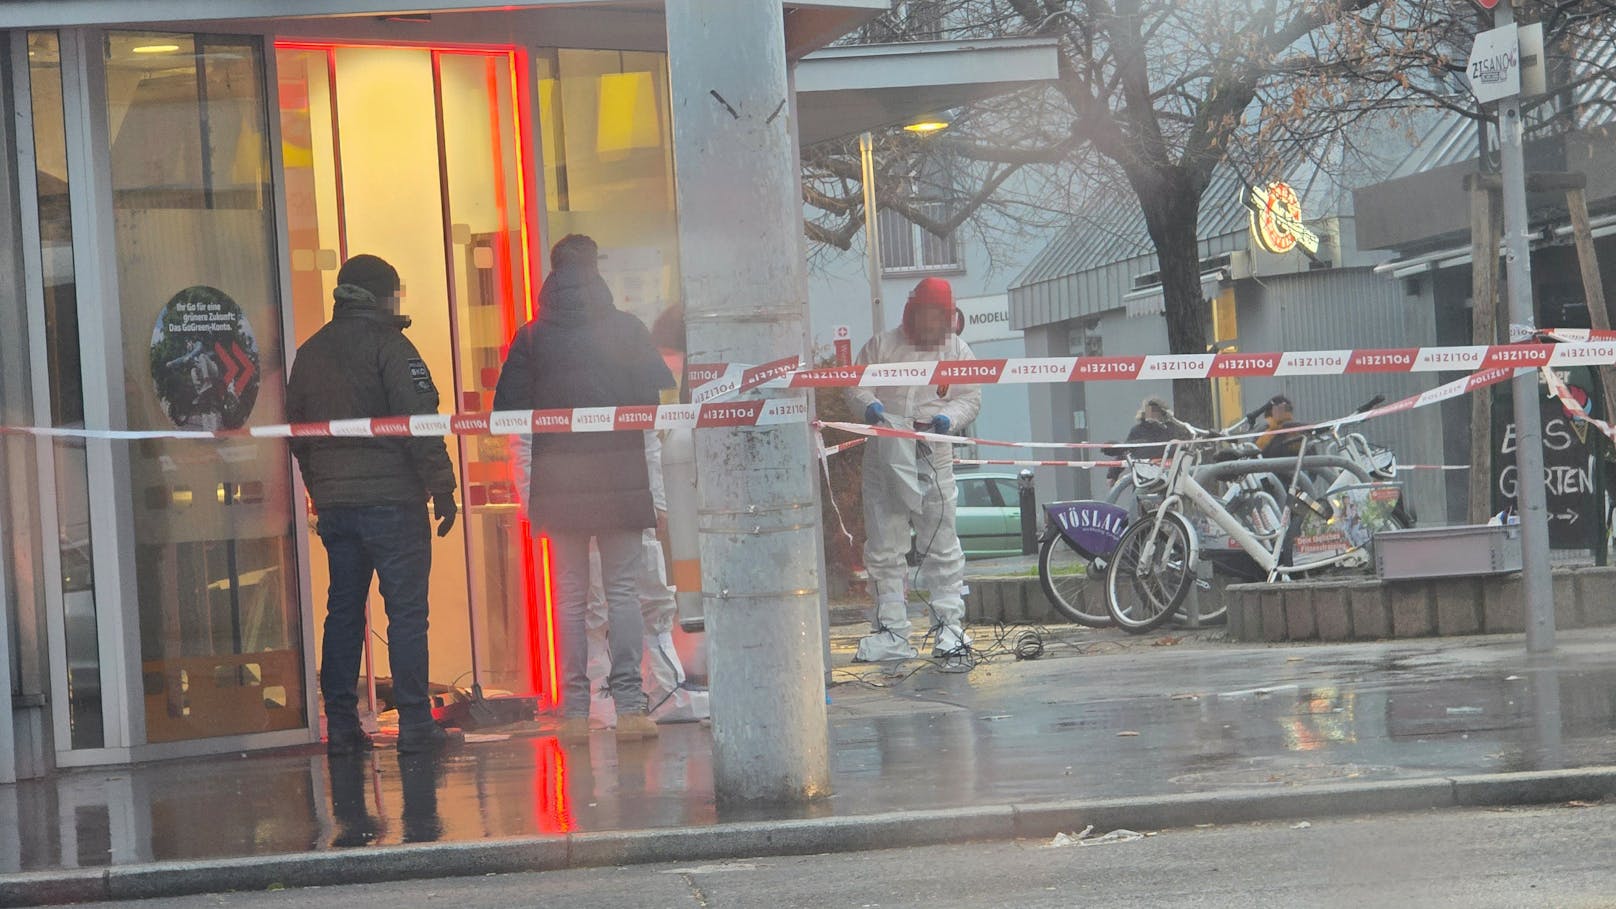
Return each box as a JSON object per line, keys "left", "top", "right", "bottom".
{"left": 5, "top": 621, "right": 1616, "bottom": 905}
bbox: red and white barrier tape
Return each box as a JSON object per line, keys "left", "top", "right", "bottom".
{"left": 815, "top": 366, "right": 1519, "bottom": 461}
{"left": 686, "top": 356, "right": 801, "bottom": 405}
{"left": 692, "top": 341, "right": 1616, "bottom": 390}
{"left": 1542, "top": 366, "right": 1616, "bottom": 445}
{"left": 818, "top": 437, "right": 867, "bottom": 458}
{"left": 0, "top": 399, "right": 812, "bottom": 443}
{"left": 954, "top": 457, "right": 1125, "bottom": 469}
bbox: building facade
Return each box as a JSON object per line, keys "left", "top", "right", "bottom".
{"left": 0, "top": 0, "right": 900, "bottom": 783}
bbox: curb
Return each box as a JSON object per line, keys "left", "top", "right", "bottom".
{"left": 5, "top": 768, "right": 1614, "bottom": 906}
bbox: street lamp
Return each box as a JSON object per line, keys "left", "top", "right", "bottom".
{"left": 860, "top": 114, "right": 950, "bottom": 338}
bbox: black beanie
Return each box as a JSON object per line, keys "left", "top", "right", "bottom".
{"left": 337, "top": 254, "right": 399, "bottom": 304}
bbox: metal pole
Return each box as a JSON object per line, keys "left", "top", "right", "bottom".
{"left": 665, "top": 0, "right": 830, "bottom": 805}
{"left": 1495, "top": 1, "right": 1555, "bottom": 653}
{"left": 859, "top": 132, "right": 885, "bottom": 337}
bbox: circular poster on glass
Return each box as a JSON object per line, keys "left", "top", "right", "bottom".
{"left": 149, "top": 285, "right": 261, "bottom": 430}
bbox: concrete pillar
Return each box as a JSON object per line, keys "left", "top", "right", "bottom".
{"left": 664, "top": 0, "right": 830, "bottom": 805}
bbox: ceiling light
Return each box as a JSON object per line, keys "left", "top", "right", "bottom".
{"left": 132, "top": 43, "right": 181, "bottom": 55}
{"left": 903, "top": 119, "right": 949, "bottom": 134}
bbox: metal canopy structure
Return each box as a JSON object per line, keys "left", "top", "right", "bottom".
{"left": 794, "top": 37, "right": 1060, "bottom": 147}
{"left": 0, "top": 0, "right": 886, "bottom": 59}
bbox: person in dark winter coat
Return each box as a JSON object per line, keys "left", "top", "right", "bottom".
{"left": 287, "top": 254, "right": 459, "bottom": 756}
{"left": 1106, "top": 397, "right": 1192, "bottom": 482}
{"left": 493, "top": 234, "right": 674, "bottom": 742}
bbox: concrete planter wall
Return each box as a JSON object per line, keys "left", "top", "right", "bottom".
{"left": 962, "top": 567, "right": 1616, "bottom": 641}
{"left": 1224, "top": 567, "right": 1616, "bottom": 642}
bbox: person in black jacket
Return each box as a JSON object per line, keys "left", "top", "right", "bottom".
{"left": 286, "top": 254, "right": 459, "bottom": 756}
{"left": 493, "top": 235, "right": 673, "bottom": 743}
{"left": 1106, "top": 397, "right": 1192, "bottom": 482}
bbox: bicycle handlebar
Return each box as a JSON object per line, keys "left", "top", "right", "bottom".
{"left": 1353, "top": 394, "right": 1386, "bottom": 414}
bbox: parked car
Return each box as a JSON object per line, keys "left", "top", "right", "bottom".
{"left": 954, "top": 469, "right": 1026, "bottom": 559}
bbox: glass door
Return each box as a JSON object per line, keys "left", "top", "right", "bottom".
{"left": 275, "top": 41, "right": 546, "bottom": 724}
{"left": 101, "top": 31, "right": 307, "bottom": 744}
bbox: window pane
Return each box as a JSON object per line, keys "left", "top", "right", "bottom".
{"left": 918, "top": 202, "right": 959, "bottom": 269}
{"left": 29, "top": 30, "right": 104, "bottom": 749}
{"left": 540, "top": 49, "right": 680, "bottom": 329}
{"left": 877, "top": 207, "right": 914, "bottom": 270}
{"left": 104, "top": 32, "right": 305, "bottom": 743}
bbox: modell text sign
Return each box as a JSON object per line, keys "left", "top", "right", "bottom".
{"left": 1467, "top": 24, "right": 1521, "bottom": 105}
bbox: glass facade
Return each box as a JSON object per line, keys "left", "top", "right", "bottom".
{"left": 3, "top": 21, "right": 687, "bottom": 767}
{"left": 103, "top": 32, "right": 305, "bottom": 743}
{"left": 537, "top": 50, "right": 682, "bottom": 333}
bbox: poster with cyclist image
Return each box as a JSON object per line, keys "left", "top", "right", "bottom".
{"left": 149, "top": 285, "right": 261, "bottom": 431}
{"left": 1294, "top": 483, "right": 1405, "bottom": 559}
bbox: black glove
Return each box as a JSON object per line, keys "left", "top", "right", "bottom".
{"left": 432, "top": 492, "right": 457, "bottom": 537}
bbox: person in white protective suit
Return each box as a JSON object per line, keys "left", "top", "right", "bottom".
{"left": 844, "top": 277, "right": 982, "bottom": 667}
{"left": 510, "top": 430, "right": 701, "bottom": 726}
{"left": 581, "top": 430, "right": 706, "bottom": 727}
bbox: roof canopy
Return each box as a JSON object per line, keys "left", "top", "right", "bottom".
{"left": 795, "top": 38, "right": 1060, "bottom": 147}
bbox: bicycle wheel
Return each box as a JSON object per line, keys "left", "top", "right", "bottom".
{"left": 1105, "top": 512, "right": 1194, "bottom": 634}
{"left": 1037, "top": 533, "right": 1110, "bottom": 628}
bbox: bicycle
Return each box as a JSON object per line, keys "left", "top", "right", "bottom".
{"left": 1103, "top": 428, "right": 1409, "bottom": 634}
{"left": 1036, "top": 401, "right": 1388, "bottom": 628}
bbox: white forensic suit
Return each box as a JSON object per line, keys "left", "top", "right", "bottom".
{"left": 844, "top": 328, "right": 982, "bottom": 662}
{"left": 512, "top": 431, "right": 699, "bottom": 723}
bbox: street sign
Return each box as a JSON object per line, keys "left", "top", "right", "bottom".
{"left": 1472, "top": 0, "right": 1499, "bottom": 10}
{"left": 1467, "top": 24, "right": 1521, "bottom": 104}
{"left": 832, "top": 324, "right": 852, "bottom": 367}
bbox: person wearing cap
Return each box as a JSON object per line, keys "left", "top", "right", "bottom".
{"left": 493, "top": 234, "right": 674, "bottom": 742}
{"left": 286, "top": 254, "right": 459, "bottom": 756}
{"left": 845, "top": 277, "right": 982, "bottom": 668}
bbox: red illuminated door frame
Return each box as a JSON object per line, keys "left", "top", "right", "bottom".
{"left": 274, "top": 38, "right": 557, "bottom": 709}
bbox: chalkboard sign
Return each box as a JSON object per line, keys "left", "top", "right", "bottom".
{"left": 1490, "top": 366, "right": 1603, "bottom": 550}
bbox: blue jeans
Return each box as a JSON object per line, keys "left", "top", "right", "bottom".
{"left": 552, "top": 530, "right": 647, "bottom": 718}
{"left": 317, "top": 504, "right": 435, "bottom": 734}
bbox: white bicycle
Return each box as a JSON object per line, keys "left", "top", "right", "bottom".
{"left": 1104, "top": 428, "right": 1408, "bottom": 634}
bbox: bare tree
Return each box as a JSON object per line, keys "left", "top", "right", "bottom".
{"left": 802, "top": 0, "right": 1616, "bottom": 424}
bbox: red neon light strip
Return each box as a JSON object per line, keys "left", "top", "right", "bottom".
{"left": 485, "top": 56, "right": 516, "bottom": 340}
{"left": 536, "top": 532, "right": 560, "bottom": 709}
{"left": 510, "top": 47, "right": 541, "bottom": 323}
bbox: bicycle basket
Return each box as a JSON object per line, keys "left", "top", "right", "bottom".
{"left": 1131, "top": 462, "right": 1166, "bottom": 494}
{"left": 1368, "top": 445, "right": 1397, "bottom": 478}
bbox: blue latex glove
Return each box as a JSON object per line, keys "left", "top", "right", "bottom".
{"left": 930, "top": 414, "right": 952, "bottom": 434}
{"left": 864, "top": 401, "right": 888, "bottom": 425}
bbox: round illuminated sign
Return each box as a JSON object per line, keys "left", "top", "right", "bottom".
{"left": 1251, "top": 181, "right": 1304, "bottom": 255}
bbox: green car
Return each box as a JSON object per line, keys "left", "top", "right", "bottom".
{"left": 954, "top": 469, "right": 1027, "bottom": 559}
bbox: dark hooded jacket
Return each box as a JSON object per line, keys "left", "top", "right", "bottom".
{"left": 286, "top": 285, "right": 457, "bottom": 508}
{"left": 493, "top": 263, "right": 674, "bottom": 533}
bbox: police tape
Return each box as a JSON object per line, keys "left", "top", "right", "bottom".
{"left": 818, "top": 436, "right": 867, "bottom": 457}
{"left": 1542, "top": 366, "right": 1616, "bottom": 446}
{"left": 949, "top": 457, "right": 1467, "bottom": 471}
{"left": 816, "top": 365, "right": 1520, "bottom": 457}
{"left": 686, "top": 355, "right": 802, "bottom": 405}
{"left": 689, "top": 340, "right": 1616, "bottom": 390}
{"left": 954, "top": 457, "right": 1125, "bottom": 469}
{"left": 0, "top": 399, "right": 813, "bottom": 442}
